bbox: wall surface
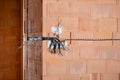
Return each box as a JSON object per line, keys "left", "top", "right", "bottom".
{"left": 23, "top": 0, "right": 42, "bottom": 80}
{"left": 0, "top": 0, "right": 22, "bottom": 80}
{"left": 42, "top": 0, "right": 120, "bottom": 80}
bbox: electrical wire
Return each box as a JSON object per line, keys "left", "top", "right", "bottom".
{"left": 65, "top": 38, "right": 120, "bottom": 41}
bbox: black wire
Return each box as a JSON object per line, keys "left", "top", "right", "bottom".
{"left": 65, "top": 39, "right": 120, "bottom": 41}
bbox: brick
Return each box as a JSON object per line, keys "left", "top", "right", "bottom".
{"left": 80, "top": 74, "right": 90, "bottom": 80}
{"left": 77, "top": 41, "right": 94, "bottom": 46}
{"left": 59, "top": 17, "right": 79, "bottom": 32}
{"left": 118, "top": 19, "right": 120, "bottom": 32}
{"left": 118, "top": 0, "right": 120, "bottom": 6}
{"left": 29, "top": 0, "right": 41, "bottom": 6}
{"left": 113, "top": 32, "right": 120, "bottom": 45}
{"left": 91, "top": 5, "right": 109, "bottom": 18}
{"left": 87, "top": 60, "right": 106, "bottom": 73}
{"left": 24, "top": 70, "right": 28, "bottom": 80}
{"left": 78, "top": 0, "right": 97, "bottom": 5}
{"left": 46, "top": 61, "right": 66, "bottom": 75}
{"left": 98, "top": 18, "right": 117, "bottom": 32}
{"left": 47, "top": 2, "right": 70, "bottom": 17}
{"left": 24, "top": 0, "right": 120, "bottom": 80}
{"left": 72, "top": 32, "right": 112, "bottom": 46}
{"left": 0, "top": 72, "right": 4, "bottom": 80}
{"left": 99, "top": 46, "right": 119, "bottom": 59}
{"left": 79, "top": 18, "right": 98, "bottom": 32}
{"left": 109, "top": 6, "right": 120, "bottom": 18}
{"left": 94, "top": 32, "right": 112, "bottom": 39}
{"left": 0, "top": 36, "right": 4, "bottom": 44}
{"left": 44, "top": 0, "right": 58, "bottom": 2}
{"left": 47, "top": 1, "right": 91, "bottom": 17}
{"left": 3, "top": 17, "right": 20, "bottom": 27}
{"left": 4, "top": 36, "right": 17, "bottom": 43}
{"left": 60, "top": 76, "right": 81, "bottom": 80}
{"left": 97, "top": 0, "right": 117, "bottom": 5}
{"left": 93, "top": 41, "right": 112, "bottom": 46}
{"left": 118, "top": 47, "right": 120, "bottom": 59}
{"left": 4, "top": 0, "right": 20, "bottom": 9}
{"left": 1, "top": 9, "right": 19, "bottom": 17}
{"left": 43, "top": 62, "right": 47, "bottom": 76}
{"left": 57, "top": 0, "right": 96, "bottom": 5}
{"left": 1, "top": 46, "right": 17, "bottom": 53}
{"left": 80, "top": 46, "right": 99, "bottom": 59}
{"left": 28, "top": 6, "right": 36, "bottom": 19}
{"left": 69, "top": 3, "right": 91, "bottom": 17}
{"left": 28, "top": 61, "right": 34, "bottom": 71}
{"left": 42, "top": 42, "right": 55, "bottom": 60}
{"left": 101, "top": 74, "right": 119, "bottom": 80}
{"left": 43, "top": 17, "right": 58, "bottom": 34}
{"left": 72, "top": 32, "right": 94, "bottom": 39}
{"left": 59, "top": 31, "right": 71, "bottom": 40}
{"left": 4, "top": 26, "right": 19, "bottom": 36}
{"left": 4, "top": 70, "right": 17, "bottom": 80}
{"left": 106, "top": 60, "right": 120, "bottom": 73}
{"left": 42, "top": 42, "right": 68, "bottom": 61}
{"left": 43, "top": 1, "right": 47, "bottom": 17}
{"left": 60, "top": 45, "right": 80, "bottom": 60}
{"left": 91, "top": 73, "right": 101, "bottom": 80}
{"left": 72, "top": 32, "right": 94, "bottom": 46}
{"left": 0, "top": 63, "right": 11, "bottom": 71}
{"left": 28, "top": 47, "right": 35, "bottom": 59}
{"left": 69, "top": 60, "right": 86, "bottom": 74}
{"left": 44, "top": 76, "right": 59, "bottom": 80}
{"left": 72, "top": 40, "right": 94, "bottom": 46}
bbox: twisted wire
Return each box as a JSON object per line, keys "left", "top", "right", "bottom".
{"left": 65, "top": 38, "right": 120, "bottom": 41}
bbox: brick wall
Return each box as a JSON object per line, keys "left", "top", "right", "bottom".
{"left": 42, "top": 0, "right": 120, "bottom": 80}
{"left": 24, "top": 0, "right": 42, "bottom": 80}
{"left": 0, "top": 0, "right": 22, "bottom": 80}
